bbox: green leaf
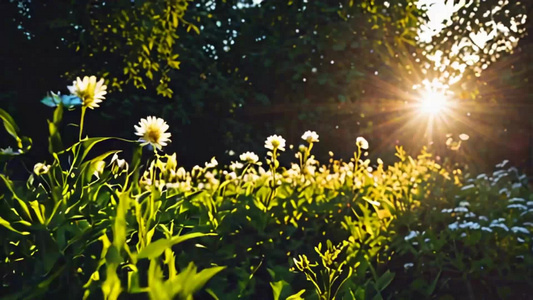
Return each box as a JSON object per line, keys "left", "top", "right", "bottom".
{"left": 286, "top": 289, "right": 306, "bottom": 300}
{"left": 270, "top": 280, "right": 288, "bottom": 300}
{"left": 80, "top": 150, "right": 121, "bottom": 183}
{"left": 205, "top": 289, "right": 220, "bottom": 300}
{"left": 61, "top": 137, "right": 132, "bottom": 167}
{"left": 137, "top": 232, "right": 215, "bottom": 259}
{"left": 53, "top": 102, "right": 63, "bottom": 124}
{"left": 181, "top": 265, "right": 226, "bottom": 296}
{"left": 0, "top": 216, "right": 30, "bottom": 235}
{"left": 0, "top": 108, "right": 31, "bottom": 152}
{"left": 48, "top": 120, "right": 63, "bottom": 154}
{"left": 424, "top": 270, "right": 441, "bottom": 296}
{"left": 158, "top": 263, "right": 224, "bottom": 299}
{"left": 374, "top": 270, "right": 394, "bottom": 291}
{"left": 113, "top": 191, "right": 132, "bottom": 249}
{"left": 0, "top": 108, "right": 21, "bottom": 144}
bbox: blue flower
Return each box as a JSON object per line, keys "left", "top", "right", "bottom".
{"left": 41, "top": 92, "right": 82, "bottom": 109}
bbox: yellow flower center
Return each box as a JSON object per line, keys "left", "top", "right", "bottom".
{"left": 145, "top": 126, "right": 161, "bottom": 143}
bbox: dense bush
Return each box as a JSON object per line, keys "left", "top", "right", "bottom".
{"left": 1, "top": 78, "right": 532, "bottom": 299}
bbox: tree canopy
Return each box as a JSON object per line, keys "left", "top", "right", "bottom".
{"left": 1, "top": 0, "right": 531, "bottom": 170}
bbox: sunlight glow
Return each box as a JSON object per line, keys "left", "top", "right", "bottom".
{"left": 419, "top": 90, "right": 448, "bottom": 115}
{"left": 414, "top": 79, "right": 450, "bottom": 116}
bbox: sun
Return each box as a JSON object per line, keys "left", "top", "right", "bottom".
{"left": 418, "top": 90, "right": 448, "bottom": 115}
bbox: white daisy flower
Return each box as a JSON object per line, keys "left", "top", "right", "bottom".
{"left": 239, "top": 151, "right": 259, "bottom": 164}
{"left": 67, "top": 76, "right": 107, "bottom": 109}
{"left": 301, "top": 130, "right": 319, "bottom": 143}
{"left": 265, "top": 135, "right": 286, "bottom": 151}
{"left": 134, "top": 116, "right": 172, "bottom": 150}
{"left": 356, "top": 137, "right": 369, "bottom": 150}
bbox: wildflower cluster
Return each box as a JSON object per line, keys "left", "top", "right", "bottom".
{"left": 1, "top": 77, "right": 532, "bottom": 299}
{"left": 389, "top": 159, "right": 532, "bottom": 298}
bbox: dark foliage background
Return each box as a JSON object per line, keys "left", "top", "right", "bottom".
{"left": 1, "top": 0, "right": 532, "bottom": 174}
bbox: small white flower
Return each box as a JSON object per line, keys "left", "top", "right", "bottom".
{"left": 0, "top": 146, "right": 21, "bottom": 155}
{"left": 240, "top": 151, "right": 260, "bottom": 164}
{"left": 33, "top": 163, "right": 50, "bottom": 175}
{"left": 461, "top": 184, "right": 475, "bottom": 191}
{"left": 507, "top": 204, "right": 527, "bottom": 210}
{"left": 264, "top": 135, "right": 286, "bottom": 151}
{"left": 481, "top": 226, "right": 492, "bottom": 232}
{"left": 67, "top": 76, "right": 107, "bottom": 109}
{"left": 476, "top": 173, "right": 487, "bottom": 179}
{"left": 134, "top": 116, "right": 172, "bottom": 150}
{"left": 230, "top": 161, "right": 244, "bottom": 171}
{"left": 499, "top": 188, "right": 510, "bottom": 195}
{"left": 459, "top": 133, "right": 469, "bottom": 141}
{"left": 404, "top": 263, "right": 414, "bottom": 270}
{"left": 111, "top": 153, "right": 128, "bottom": 172}
{"left": 404, "top": 231, "right": 419, "bottom": 241}
{"left": 509, "top": 198, "right": 525, "bottom": 203}
{"left": 465, "top": 212, "right": 476, "bottom": 218}
{"left": 301, "top": 130, "right": 319, "bottom": 143}
{"left": 466, "top": 222, "right": 480, "bottom": 230}
{"left": 176, "top": 167, "right": 187, "bottom": 179}
{"left": 489, "top": 223, "right": 509, "bottom": 231}
{"left": 205, "top": 157, "right": 218, "bottom": 169}
{"left": 492, "top": 170, "right": 506, "bottom": 177}
{"left": 453, "top": 207, "right": 468, "bottom": 213}
{"left": 355, "top": 137, "right": 369, "bottom": 150}
{"left": 448, "top": 222, "right": 459, "bottom": 230}
{"left": 511, "top": 226, "right": 529, "bottom": 234}
{"left": 225, "top": 171, "right": 237, "bottom": 180}
{"left": 496, "top": 160, "right": 509, "bottom": 168}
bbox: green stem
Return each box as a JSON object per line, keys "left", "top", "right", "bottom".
{"left": 79, "top": 106, "right": 87, "bottom": 141}
{"left": 354, "top": 146, "right": 361, "bottom": 174}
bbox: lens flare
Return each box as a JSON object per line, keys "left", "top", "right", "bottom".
{"left": 418, "top": 90, "right": 448, "bottom": 115}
